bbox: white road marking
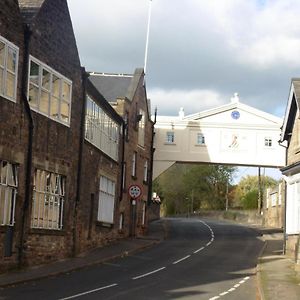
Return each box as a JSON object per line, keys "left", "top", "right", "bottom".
{"left": 173, "top": 255, "right": 191, "bottom": 265}
{"left": 209, "top": 276, "right": 251, "bottom": 300}
{"left": 194, "top": 246, "right": 205, "bottom": 253}
{"left": 58, "top": 283, "right": 118, "bottom": 300}
{"left": 132, "top": 267, "right": 166, "bottom": 280}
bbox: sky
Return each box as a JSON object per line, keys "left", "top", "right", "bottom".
{"left": 67, "top": 0, "right": 298, "bottom": 180}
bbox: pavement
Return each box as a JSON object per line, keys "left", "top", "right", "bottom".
{"left": 0, "top": 218, "right": 300, "bottom": 300}
{"left": 256, "top": 228, "right": 300, "bottom": 300}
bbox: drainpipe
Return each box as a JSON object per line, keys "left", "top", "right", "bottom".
{"left": 278, "top": 139, "right": 288, "bottom": 254}
{"left": 147, "top": 107, "right": 157, "bottom": 206}
{"left": 119, "top": 117, "right": 126, "bottom": 201}
{"left": 18, "top": 24, "right": 33, "bottom": 268}
{"left": 72, "top": 68, "right": 87, "bottom": 257}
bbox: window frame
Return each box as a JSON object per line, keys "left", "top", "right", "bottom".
{"left": 143, "top": 160, "right": 148, "bottom": 183}
{"left": 0, "top": 35, "right": 19, "bottom": 102}
{"left": 0, "top": 160, "right": 18, "bottom": 226}
{"left": 166, "top": 131, "right": 175, "bottom": 144}
{"left": 85, "top": 95, "right": 120, "bottom": 161}
{"left": 138, "top": 109, "right": 145, "bottom": 147}
{"left": 97, "top": 175, "right": 116, "bottom": 224}
{"left": 31, "top": 169, "right": 65, "bottom": 230}
{"left": 27, "top": 55, "right": 72, "bottom": 126}
{"left": 132, "top": 152, "right": 137, "bottom": 177}
{"left": 196, "top": 133, "right": 205, "bottom": 145}
{"left": 264, "top": 137, "right": 273, "bottom": 148}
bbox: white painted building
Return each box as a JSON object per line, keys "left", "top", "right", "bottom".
{"left": 153, "top": 94, "right": 285, "bottom": 179}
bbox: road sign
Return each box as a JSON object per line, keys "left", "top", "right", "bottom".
{"left": 128, "top": 184, "right": 142, "bottom": 199}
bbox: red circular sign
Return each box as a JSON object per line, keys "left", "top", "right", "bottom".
{"left": 128, "top": 185, "right": 142, "bottom": 199}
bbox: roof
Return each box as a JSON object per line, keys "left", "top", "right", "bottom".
{"left": 89, "top": 68, "right": 145, "bottom": 103}
{"left": 281, "top": 78, "right": 300, "bottom": 142}
{"left": 86, "top": 77, "right": 123, "bottom": 125}
{"left": 18, "top": 0, "right": 45, "bottom": 24}
{"left": 89, "top": 73, "right": 133, "bottom": 102}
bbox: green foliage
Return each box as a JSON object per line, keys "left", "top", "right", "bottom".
{"left": 234, "top": 175, "right": 278, "bottom": 209}
{"left": 155, "top": 163, "right": 236, "bottom": 215}
{"left": 241, "top": 189, "right": 259, "bottom": 209}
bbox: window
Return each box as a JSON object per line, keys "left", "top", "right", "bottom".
{"left": 31, "top": 169, "right": 65, "bottom": 230}
{"left": 143, "top": 160, "right": 148, "bottom": 183}
{"left": 0, "top": 35, "right": 19, "bottom": 102}
{"left": 264, "top": 137, "right": 272, "bottom": 147}
{"left": 142, "top": 201, "right": 146, "bottom": 225}
{"left": 197, "top": 133, "right": 205, "bottom": 145}
{"left": 98, "top": 176, "right": 116, "bottom": 224}
{"left": 124, "top": 112, "right": 129, "bottom": 141}
{"left": 0, "top": 161, "right": 18, "bottom": 226}
{"left": 138, "top": 109, "right": 145, "bottom": 147}
{"left": 122, "top": 162, "right": 126, "bottom": 191}
{"left": 166, "top": 132, "right": 175, "bottom": 143}
{"left": 28, "top": 56, "right": 72, "bottom": 125}
{"left": 132, "top": 152, "right": 137, "bottom": 177}
{"left": 119, "top": 212, "right": 124, "bottom": 230}
{"left": 85, "top": 96, "right": 120, "bottom": 161}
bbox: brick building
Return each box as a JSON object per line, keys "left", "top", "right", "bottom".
{"left": 280, "top": 78, "right": 300, "bottom": 262}
{"left": 0, "top": 0, "right": 28, "bottom": 272}
{"left": 89, "top": 69, "right": 155, "bottom": 236}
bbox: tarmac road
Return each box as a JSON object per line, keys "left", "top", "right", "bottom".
{"left": 1, "top": 218, "right": 264, "bottom": 300}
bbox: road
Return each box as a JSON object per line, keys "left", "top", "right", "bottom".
{"left": 1, "top": 218, "right": 264, "bottom": 300}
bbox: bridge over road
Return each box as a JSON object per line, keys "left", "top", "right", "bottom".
{"left": 153, "top": 94, "right": 285, "bottom": 179}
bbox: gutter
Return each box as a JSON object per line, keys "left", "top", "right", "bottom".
{"left": 18, "top": 24, "right": 33, "bottom": 268}
{"left": 278, "top": 139, "right": 288, "bottom": 254}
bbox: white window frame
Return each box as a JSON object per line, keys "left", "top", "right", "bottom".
{"left": 166, "top": 131, "right": 175, "bottom": 144}
{"left": 132, "top": 152, "right": 137, "bottom": 177}
{"left": 264, "top": 137, "right": 272, "bottom": 147}
{"left": 85, "top": 96, "right": 120, "bottom": 161}
{"left": 0, "top": 160, "right": 18, "bottom": 226}
{"left": 143, "top": 160, "right": 148, "bottom": 182}
{"left": 197, "top": 133, "right": 205, "bottom": 145}
{"left": 122, "top": 162, "right": 126, "bottom": 190}
{"left": 27, "top": 56, "right": 72, "bottom": 126}
{"left": 31, "top": 169, "right": 65, "bottom": 230}
{"left": 138, "top": 109, "right": 145, "bottom": 147}
{"left": 0, "top": 35, "right": 19, "bottom": 102}
{"left": 98, "top": 175, "right": 116, "bottom": 224}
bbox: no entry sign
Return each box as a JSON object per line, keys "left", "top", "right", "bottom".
{"left": 128, "top": 184, "right": 142, "bottom": 199}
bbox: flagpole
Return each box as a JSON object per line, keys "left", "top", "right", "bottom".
{"left": 144, "top": 0, "right": 152, "bottom": 75}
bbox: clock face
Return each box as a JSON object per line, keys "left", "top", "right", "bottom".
{"left": 231, "top": 110, "right": 240, "bottom": 120}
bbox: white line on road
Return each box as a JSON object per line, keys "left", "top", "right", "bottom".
{"left": 194, "top": 246, "right": 205, "bottom": 253}
{"left": 209, "top": 276, "right": 251, "bottom": 300}
{"left": 58, "top": 283, "right": 118, "bottom": 300}
{"left": 172, "top": 255, "right": 191, "bottom": 265}
{"left": 132, "top": 267, "right": 166, "bottom": 280}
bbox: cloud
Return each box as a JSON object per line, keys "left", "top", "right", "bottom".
{"left": 148, "top": 88, "right": 224, "bottom": 116}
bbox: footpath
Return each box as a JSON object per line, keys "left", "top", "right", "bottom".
{"left": 0, "top": 218, "right": 299, "bottom": 300}
{"left": 256, "top": 228, "right": 300, "bottom": 300}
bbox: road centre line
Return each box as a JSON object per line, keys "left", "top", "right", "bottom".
{"left": 194, "top": 246, "right": 205, "bottom": 253}
{"left": 132, "top": 267, "right": 166, "bottom": 280}
{"left": 58, "top": 283, "right": 118, "bottom": 300}
{"left": 208, "top": 276, "right": 250, "bottom": 300}
{"left": 173, "top": 255, "right": 191, "bottom": 264}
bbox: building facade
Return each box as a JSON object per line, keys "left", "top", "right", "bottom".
{"left": 280, "top": 79, "right": 300, "bottom": 262}
{"left": 89, "top": 69, "right": 155, "bottom": 237}
{"left": 0, "top": 0, "right": 158, "bottom": 273}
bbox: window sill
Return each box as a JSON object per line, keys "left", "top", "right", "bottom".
{"left": 29, "top": 228, "right": 65, "bottom": 236}
{"left": 195, "top": 144, "right": 206, "bottom": 147}
{"left": 131, "top": 175, "right": 137, "bottom": 180}
{"left": 164, "top": 142, "right": 176, "bottom": 145}
{"left": 96, "top": 221, "right": 114, "bottom": 229}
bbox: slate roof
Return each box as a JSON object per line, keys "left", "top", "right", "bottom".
{"left": 89, "top": 68, "right": 144, "bottom": 103}
{"left": 89, "top": 73, "right": 133, "bottom": 102}
{"left": 18, "top": 0, "right": 45, "bottom": 24}
{"left": 281, "top": 78, "right": 300, "bottom": 141}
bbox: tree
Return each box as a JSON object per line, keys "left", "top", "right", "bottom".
{"left": 234, "top": 175, "right": 278, "bottom": 209}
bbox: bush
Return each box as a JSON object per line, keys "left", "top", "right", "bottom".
{"left": 241, "top": 189, "right": 258, "bottom": 209}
